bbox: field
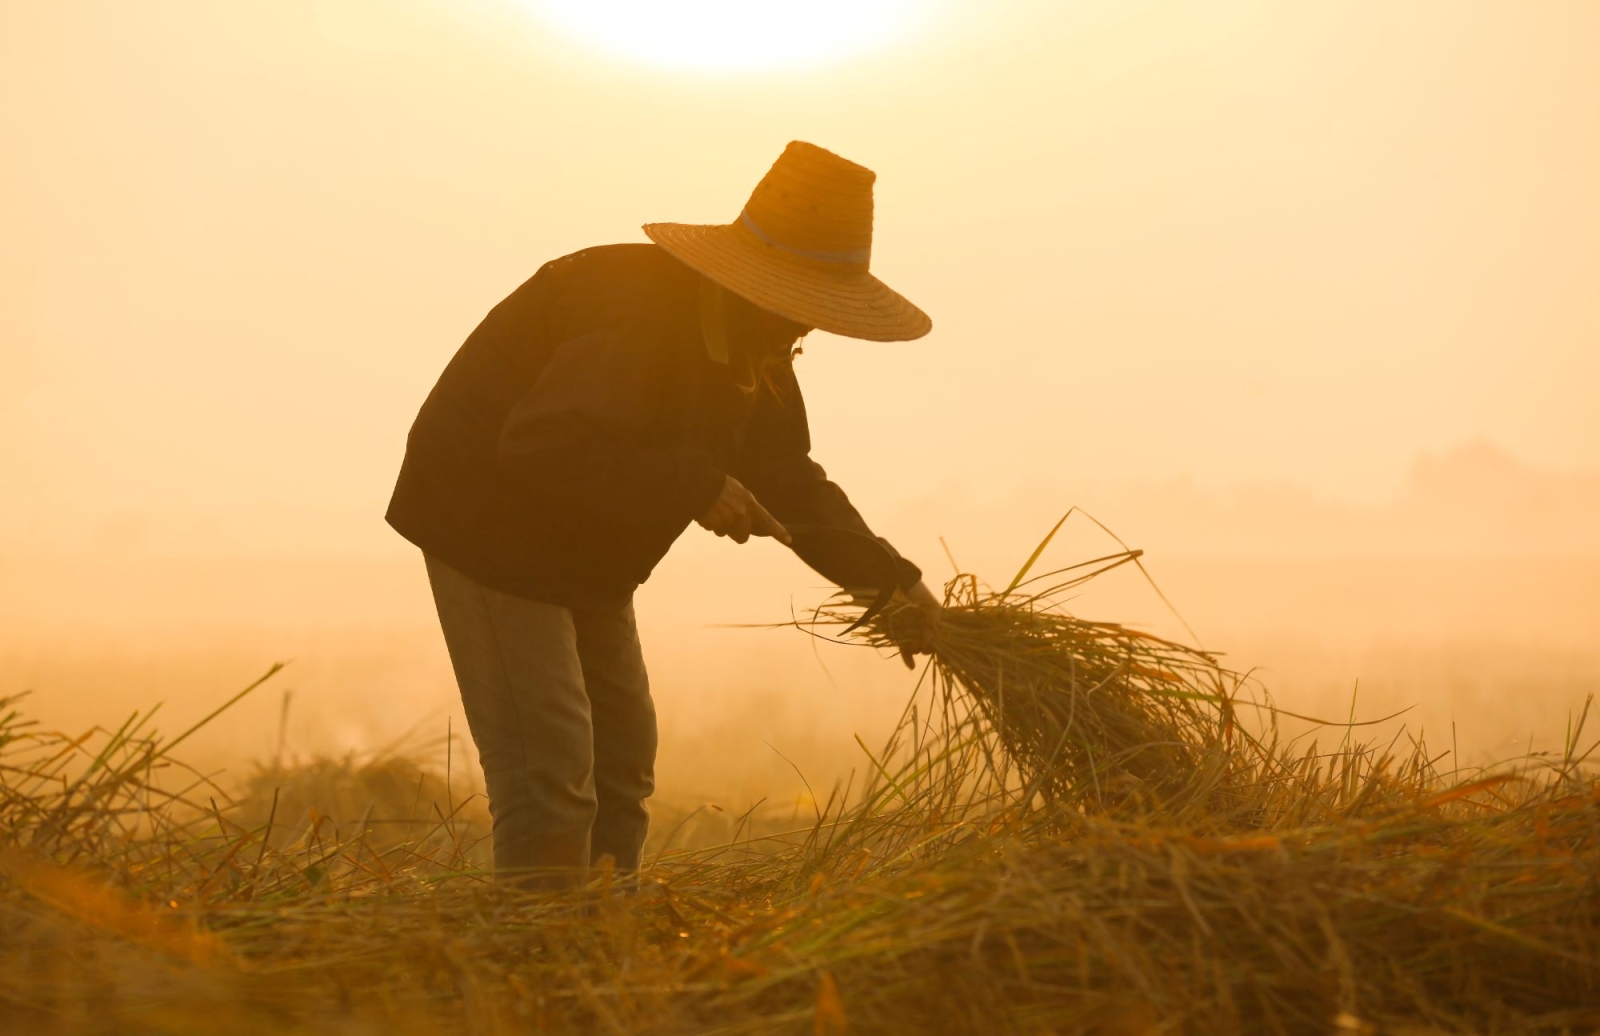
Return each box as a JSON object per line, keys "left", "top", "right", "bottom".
{"left": 4, "top": 541, "right": 1599, "bottom": 1034}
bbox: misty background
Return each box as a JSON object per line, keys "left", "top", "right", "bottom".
{"left": 3, "top": 1, "right": 1597, "bottom": 800}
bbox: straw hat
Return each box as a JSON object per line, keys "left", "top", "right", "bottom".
{"left": 644, "top": 141, "right": 932, "bottom": 342}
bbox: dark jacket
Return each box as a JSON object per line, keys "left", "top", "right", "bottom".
{"left": 386, "top": 243, "right": 920, "bottom": 609}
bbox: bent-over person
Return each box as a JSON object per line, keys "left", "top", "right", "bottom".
{"left": 386, "top": 141, "right": 940, "bottom": 884}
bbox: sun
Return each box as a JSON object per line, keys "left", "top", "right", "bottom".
{"left": 529, "top": 0, "right": 939, "bottom": 74}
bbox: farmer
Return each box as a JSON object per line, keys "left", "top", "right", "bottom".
{"left": 386, "top": 141, "right": 940, "bottom": 883}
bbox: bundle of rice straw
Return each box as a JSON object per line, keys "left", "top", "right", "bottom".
{"left": 811, "top": 514, "right": 1239, "bottom": 809}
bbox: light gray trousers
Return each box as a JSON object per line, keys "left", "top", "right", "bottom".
{"left": 424, "top": 554, "right": 657, "bottom": 881}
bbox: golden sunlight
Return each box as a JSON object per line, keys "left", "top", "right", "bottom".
{"left": 529, "top": 0, "right": 938, "bottom": 73}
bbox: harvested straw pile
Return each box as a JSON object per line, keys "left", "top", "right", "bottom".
{"left": 3, "top": 534, "right": 1599, "bottom": 1034}
{"left": 838, "top": 544, "right": 1231, "bottom": 807}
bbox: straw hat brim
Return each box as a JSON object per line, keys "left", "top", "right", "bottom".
{"left": 643, "top": 222, "right": 932, "bottom": 343}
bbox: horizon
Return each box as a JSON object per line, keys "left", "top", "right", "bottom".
{"left": 7, "top": 437, "right": 1598, "bottom": 561}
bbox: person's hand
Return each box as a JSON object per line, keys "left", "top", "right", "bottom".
{"left": 889, "top": 579, "right": 942, "bottom": 669}
{"left": 696, "top": 475, "right": 793, "bottom": 546}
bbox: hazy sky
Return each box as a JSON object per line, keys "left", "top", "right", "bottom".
{"left": 4, "top": 0, "right": 1597, "bottom": 557}
{"left": 4, "top": 2, "right": 1598, "bottom": 777}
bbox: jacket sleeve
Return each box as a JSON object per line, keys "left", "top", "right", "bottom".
{"left": 498, "top": 329, "right": 726, "bottom": 537}
{"left": 734, "top": 360, "right": 922, "bottom": 594}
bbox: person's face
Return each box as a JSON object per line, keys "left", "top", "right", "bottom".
{"left": 724, "top": 290, "right": 810, "bottom": 360}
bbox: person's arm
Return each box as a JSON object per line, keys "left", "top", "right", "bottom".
{"left": 498, "top": 329, "right": 726, "bottom": 539}
{"left": 734, "top": 359, "right": 924, "bottom": 596}
{"left": 737, "top": 361, "right": 940, "bottom": 666}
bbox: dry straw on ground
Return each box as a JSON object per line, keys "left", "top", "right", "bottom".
{"left": 3, "top": 522, "right": 1598, "bottom": 1034}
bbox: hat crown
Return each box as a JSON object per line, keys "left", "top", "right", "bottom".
{"left": 738, "top": 141, "right": 875, "bottom": 271}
